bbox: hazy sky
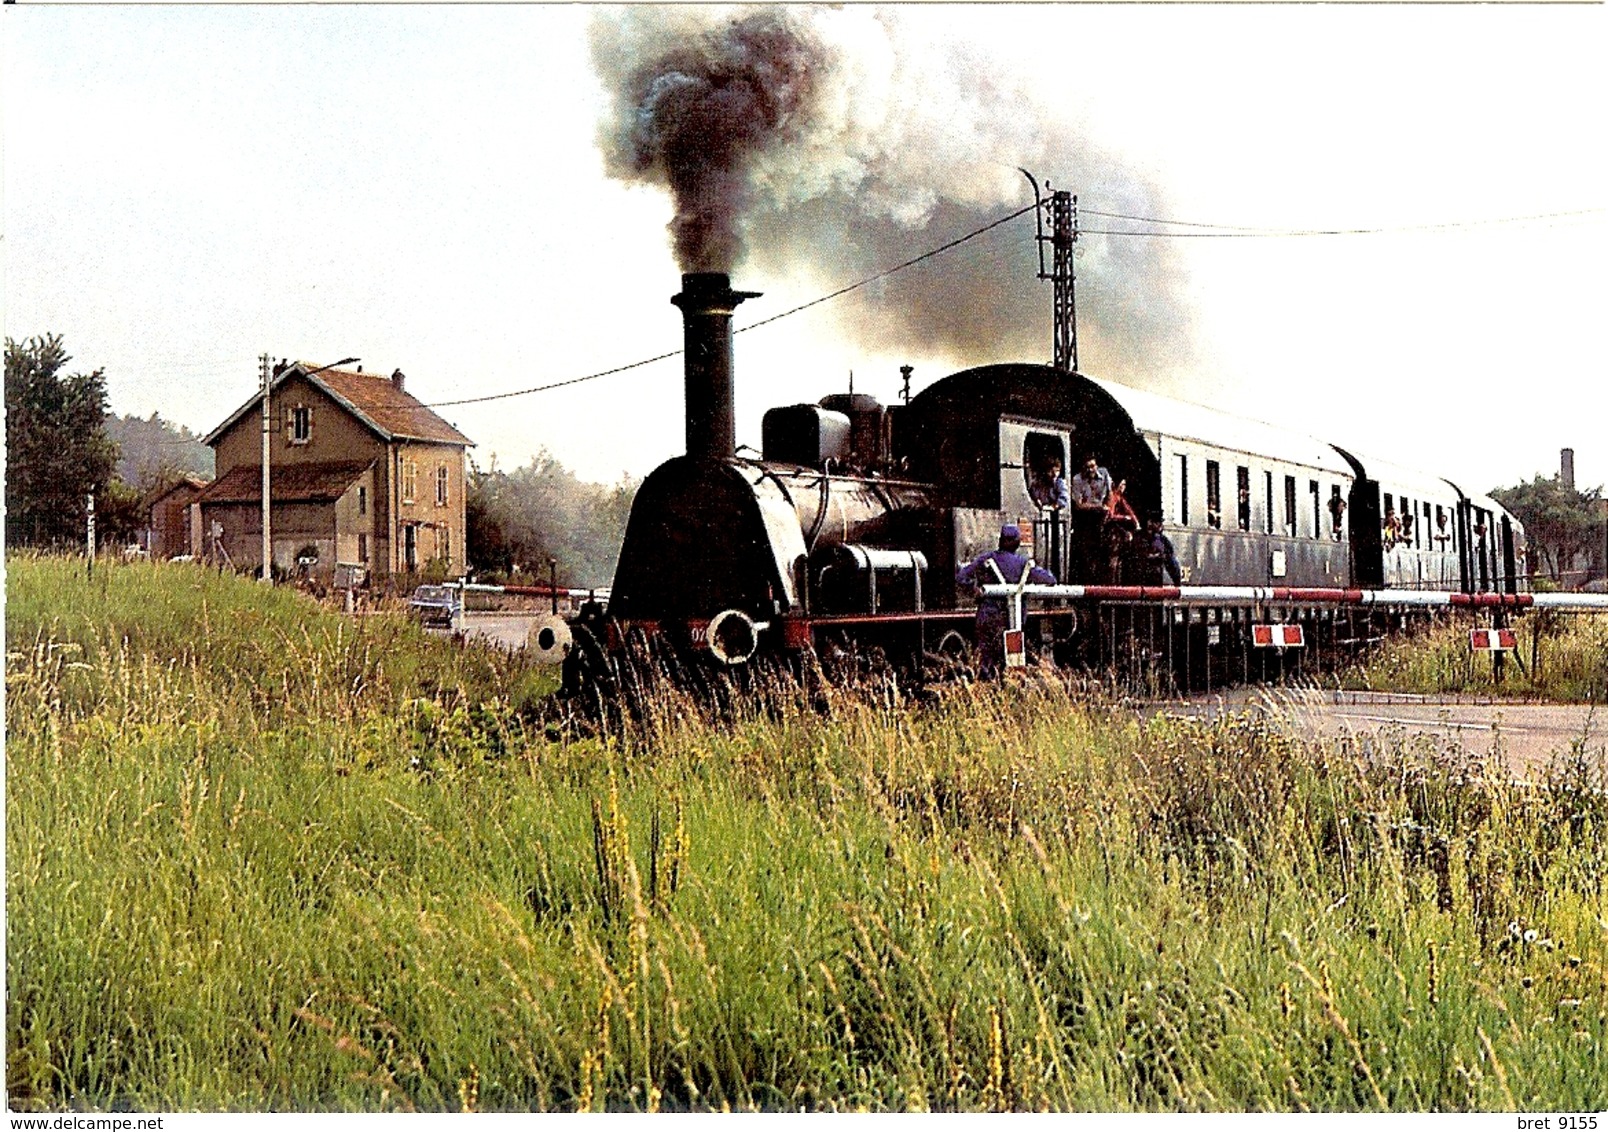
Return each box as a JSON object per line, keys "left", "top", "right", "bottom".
{"left": 4, "top": 4, "right": 1603, "bottom": 493}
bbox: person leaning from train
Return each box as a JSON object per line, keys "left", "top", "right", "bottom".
{"left": 1070, "top": 455, "right": 1113, "bottom": 581}
{"left": 1140, "top": 516, "right": 1182, "bottom": 586}
{"left": 1104, "top": 478, "right": 1141, "bottom": 583}
{"left": 957, "top": 523, "right": 1056, "bottom": 678}
{"left": 1029, "top": 455, "right": 1070, "bottom": 511}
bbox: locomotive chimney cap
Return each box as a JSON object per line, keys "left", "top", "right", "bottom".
{"left": 672, "top": 271, "right": 761, "bottom": 312}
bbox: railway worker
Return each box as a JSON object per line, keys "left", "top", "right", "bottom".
{"left": 1030, "top": 455, "right": 1070, "bottom": 511}
{"left": 1070, "top": 455, "right": 1114, "bottom": 581}
{"left": 958, "top": 524, "right": 1056, "bottom": 678}
{"left": 1139, "top": 516, "right": 1182, "bottom": 587}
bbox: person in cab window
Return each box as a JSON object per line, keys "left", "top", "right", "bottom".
{"left": 957, "top": 524, "right": 1056, "bottom": 678}
{"left": 1070, "top": 455, "right": 1113, "bottom": 580}
{"left": 1328, "top": 487, "right": 1347, "bottom": 540}
{"left": 1030, "top": 455, "right": 1070, "bottom": 511}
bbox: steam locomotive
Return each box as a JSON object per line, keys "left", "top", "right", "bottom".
{"left": 563, "top": 272, "right": 1526, "bottom": 689}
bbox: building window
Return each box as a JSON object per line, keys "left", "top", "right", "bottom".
{"left": 1205, "top": 460, "right": 1222, "bottom": 529}
{"left": 289, "top": 405, "right": 311, "bottom": 445}
{"left": 436, "top": 465, "right": 449, "bottom": 506}
{"left": 357, "top": 486, "right": 367, "bottom": 516}
{"left": 403, "top": 524, "right": 418, "bottom": 570}
{"left": 440, "top": 523, "right": 451, "bottom": 566}
{"left": 401, "top": 458, "right": 417, "bottom": 504}
{"left": 357, "top": 533, "right": 368, "bottom": 563}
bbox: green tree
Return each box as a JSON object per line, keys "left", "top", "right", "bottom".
{"left": 105, "top": 411, "right": 214, "bottom": 491}
{"left": 1492, "top": 474, "right": 1604, "bottom": 585}
{"left": 5, "top": 334, "right": 120, "bottom": 549}
{"left": 465, "top": 451, "right": 637, "bottom": 589}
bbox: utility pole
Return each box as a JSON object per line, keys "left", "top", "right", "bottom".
{"left": 1020, "top": 170, "right": 1080, "bottom": 373}
{"left": 1050, "top": 190, "right": 1079, "bottom": 374}
{"left": 260, "top": 353, "right": 273, "bottom": 583}
{"left": 86, "top": 491, "right": 96, "bottom": 580}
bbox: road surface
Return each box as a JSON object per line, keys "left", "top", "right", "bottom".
{"left": 1151, "top": 688, "right": 1605, "bottom": 780}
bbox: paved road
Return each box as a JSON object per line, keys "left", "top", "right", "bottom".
{"left": 423, "top": 611, "right": 555, "bottom": 652}
{"left": 1151, "top": 688, "right": 1605, "bottom": 779}
{"left": 456, "top": 610, "right": 549, "bottom": 651}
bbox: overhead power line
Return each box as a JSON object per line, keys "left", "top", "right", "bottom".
{"left": 1080, "top": 205, "right": 1602, "bottom": 238}
{"left": 425, "top": 201, "right": 1600, "bottom": 409}
{"left": 427, "top": 204, "right": 1035, "bottom": 410}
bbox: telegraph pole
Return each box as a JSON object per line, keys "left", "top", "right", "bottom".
{"left": 1021, "top": 170, "right": 1080, "bottom": 373}
{"left": 86, "top": 491, "right": 96, "bottom": 580}
{"left": 260, "top": 353, "right": 273, "bottom": 583}
{"left": 1050, "top": 189, "right": 1079, "bottom": 373}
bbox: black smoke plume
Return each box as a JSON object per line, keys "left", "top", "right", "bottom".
{"left": 598, "top": 9, "right": 821, "bottom": 272}
{"left": 592, "top": 7, "right": 1197, "bottom": 384}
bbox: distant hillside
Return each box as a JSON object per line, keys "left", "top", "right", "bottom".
{"left": 106, "top": 412, "right": 214, "bottom": 490}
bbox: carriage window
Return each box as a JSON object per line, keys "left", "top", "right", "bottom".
{"left": 1401, "top": 497, "right": 1416, "bottom": 547}
{"left": 1206, "top": 461, "right": 1222, "bottom": 529}
{"left": 1236, "top": 466, "right": 1251, "bottom": 531}
{"left": 1434, "top": 504, "right": 1449, "bottom": 550}
{"left": 1264, "top": 472, "right": 1274, "bottom": 534}
{"left": 1178, "top": 455, "right": 1189, "bottom": 525}
{"left": 1022, "top": 432, "right": 1068, "bottom": 507}
{"left": 1284, "top": 476, "right": 1297, "bottom": 537}
{"left": 1328, "top": 485, "right": 1346, "bottom": 540}
{"left": 1309, "top": 481, "right": 1320, "bottom": 541}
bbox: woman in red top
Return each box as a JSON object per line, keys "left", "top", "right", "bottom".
{"left": 1104, "top": 479, "right": 1140, "bottom": 582}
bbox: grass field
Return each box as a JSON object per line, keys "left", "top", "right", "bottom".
{"left": 6, "top": 555, "right": 1605, "bottom": 1111}
{"left": 1338, "top": 610, "right": 1608, "bottom": 703}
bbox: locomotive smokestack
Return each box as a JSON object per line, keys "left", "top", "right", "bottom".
{"left": 672, "top": 272, "right": 760, "bottom": 461}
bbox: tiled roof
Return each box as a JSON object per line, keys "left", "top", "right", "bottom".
{"left": 142, "top": 473, "right": 212, "bottom": 509}
{"left": 311, "top": 366, "right": 474, "bottom": 446}
{"left": 201, "top": 363, "right": 474, "bottom": 448}
{"left": 197, "top": 460, "right": 373, "bottom": 505}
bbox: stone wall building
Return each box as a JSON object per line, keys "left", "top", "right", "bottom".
{"left": 197, "top": 362, "right": 473, "bottom": 581}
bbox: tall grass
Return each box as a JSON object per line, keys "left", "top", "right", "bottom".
{"left": 1340, "top": 611, "right": 1608, "bottom": 701}
{"left": 7, "top": 555, "right": 1605, "bottom": 1110}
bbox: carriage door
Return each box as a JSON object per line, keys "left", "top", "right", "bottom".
{"left": 1348, "top": 480, "right": 1383, "bottom": 587}
{"left": 999, "top": 417, "right": 1071, "bottom": 580}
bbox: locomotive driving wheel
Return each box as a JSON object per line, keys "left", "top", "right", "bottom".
{"left": 924, "top": 628, "right": 974, "bottom": 680}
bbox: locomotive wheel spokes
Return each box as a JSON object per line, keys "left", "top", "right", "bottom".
{"left": 923, "top": 629, "right": 975, "bottom": 682}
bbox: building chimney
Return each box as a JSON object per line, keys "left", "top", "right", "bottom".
{"left": 671, "top": 273, "right": 760, "bottom": 461}
{"left": 391, "top": 369, "right": 405, "bottom": 393}
{"left": 1561, "top": 447, "right": 1576, "bottom": 491}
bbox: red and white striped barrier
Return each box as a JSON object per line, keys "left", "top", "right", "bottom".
{"left": 1251, "top": 624, "right": 1306, "bottom": 648}
{"left": 1469, "top": 628, "right": 1519, "bottom": 651}
{"left": 979, "top": 582, "right": 1608, "bottom": 611}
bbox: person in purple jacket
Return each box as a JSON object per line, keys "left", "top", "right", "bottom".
{"left": 957, "top": 524, "right": 1057, "bottom": 677}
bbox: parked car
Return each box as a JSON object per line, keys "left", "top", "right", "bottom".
{"left": 408, "top": 584, "right": 462, "bottom": 627}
